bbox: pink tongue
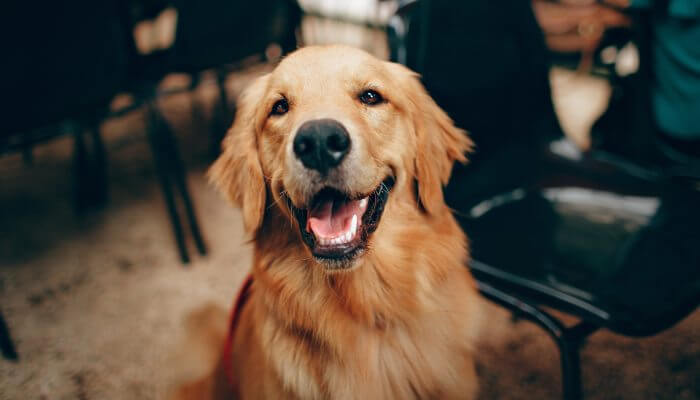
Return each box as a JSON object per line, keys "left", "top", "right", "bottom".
{"left": 307, "top": 198, "right": 362, "bottom": 238}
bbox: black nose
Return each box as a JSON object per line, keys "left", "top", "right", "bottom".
{"left": 293, "top": 119, "right": 351, "bottom": 174}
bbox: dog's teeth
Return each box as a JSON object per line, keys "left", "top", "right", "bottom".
{"left": 317, "top": 217, "right": 361, "bottom": 247}
{"left": 359, "top": 198, "right": 368, "bottom": 209}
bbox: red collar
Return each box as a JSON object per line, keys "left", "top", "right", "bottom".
{"left": 222, "top": 275, "right": 254, "bottom": 391}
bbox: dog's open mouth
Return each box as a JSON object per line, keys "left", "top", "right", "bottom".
{"left": 288, "top": 177, "right": 394, "bottom": 267}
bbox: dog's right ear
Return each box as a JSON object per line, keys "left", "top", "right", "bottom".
{"left": 209, "top": 74, "right": 270, "bottom": 235}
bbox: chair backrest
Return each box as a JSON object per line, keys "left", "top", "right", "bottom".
{"left": 170, "top": 0, "right": 302, "bottom": 72}
{"left": 388, "top": 0, "right": 563, "bottom": 160}
{"left": 3, "top": 1, "right": 129, "bottom": 136}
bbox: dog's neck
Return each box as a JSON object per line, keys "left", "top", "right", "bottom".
{"left": 251, "top": 199, "right": 469, "bottom": 331}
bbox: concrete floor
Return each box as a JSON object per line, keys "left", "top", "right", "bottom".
{"left": 1, "top": 61, "right": 698, "bottom": 400}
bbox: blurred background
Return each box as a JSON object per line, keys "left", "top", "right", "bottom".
{"left": 1, "top": 1, "right": 698, "bottom": 399}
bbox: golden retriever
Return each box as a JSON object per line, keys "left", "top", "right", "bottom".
{"left": 173, "top": 45, "right": 480, "bottom": 400}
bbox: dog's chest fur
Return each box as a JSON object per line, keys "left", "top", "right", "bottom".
{"left": 254, "top": 262, "right": 479, "bottom": 400}
{"left": 268, "top": 319, "right": 476, "bottom": 399}
{"left": 239, "top": 207, "right": 480, "bottom": 399}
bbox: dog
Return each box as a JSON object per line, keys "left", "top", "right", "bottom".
{"left": 173, "top": 45, "right": 481, "bottom": 400}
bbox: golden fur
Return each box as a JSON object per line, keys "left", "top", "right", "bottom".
{"left": 172, "top": 45, "right": 480, "bottom": 400}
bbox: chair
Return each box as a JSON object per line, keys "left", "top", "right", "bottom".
{"left": 2, "top": 0, "right": 130, "bottom": 210}
{"left": 0, "top": 1, "right": 301, "bottom": 359}
{"left": 453, "top": 142, "right": 700, "bottom": 400}
{"left": 389, "top": 1, "right": 700, "bottom": 399}
{"left": 119, "top": 0, "right": 302, "bottom": 262}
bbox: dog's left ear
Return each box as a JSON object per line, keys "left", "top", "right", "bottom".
{"left": 209, "top": 74, "right": 270, "bottom": 234}
{"left": 388, "top": 63, "right": 473, "bottom": 214}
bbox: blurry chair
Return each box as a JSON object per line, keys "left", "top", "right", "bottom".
{"left": 4, "top": 0, "right": 302, "bottom": 264}
{"left": 453, "top": 145, "right": 699, "bottom": 400}
{"left": 389, "top": 2, "right": 700, "bottom": 399}
{"left": 171, "top": 0, "right": 300, "bottom": 151}
{"left": 2, "top": 0, "right": 129, "bottom": 210}
{"left": 124, "top": 0, "right": 301, "bottom": 152}
{"left": 0, "top": 0, "right": 302, "bottom": 360}
{"left": 1, "top": 0, "right": 206, "bottom": 263}
{"left": 119, "top": 0, "right": 302, "bottom": 262}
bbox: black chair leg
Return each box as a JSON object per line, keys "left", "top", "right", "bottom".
{"left": 72, "top": 120, "right": 108, "bottom": 212}
{"left": 160, "top": 115, "right": 207, "bottom": 256}
{"left": 477, "top": 282, "right": 599, "bottom": 400}
{"left": 209, "top": 68, "right": 231, "bottom": 158}
{"left": 189, "top": 74, "right": 209, "bottom": 150}
{"left": 558, "top": 321, "right": 599, "bottom": 400}
{"left": 146, "top": 96, "right": 207, "bottom": 263}
{"left": 73, "top": 128, "right": 88, "bottom": 210}
{"left": 172, "top": 168, "right": 207, "bottom": 256}
{"left": 216, "top": 68, "right": 231, "bottom": 125}
{"left": 90, "top": 120, "right": 108, "bottom": 206}
{"left": 556, "top": 326, "right": 584, "bottom": 400}
{"left": 0, "top": 312, "right": 18, "bottom": 361}
{"left": 146, "top": 100, "right": 190, "bottom": 263}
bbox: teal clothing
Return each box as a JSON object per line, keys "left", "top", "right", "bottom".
{"left": 631, "top": 0, "right": 699, "bottom": 17}
{"left": 631, "top": 0, "right": 700, "bottom": 139}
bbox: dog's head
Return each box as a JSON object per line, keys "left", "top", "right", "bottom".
{"left": 210, "top": 45, "right": 472, "bottom": 271}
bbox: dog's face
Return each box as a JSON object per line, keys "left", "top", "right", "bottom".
{"left": 211, "top": 45, "right": 471, "bottom": 271}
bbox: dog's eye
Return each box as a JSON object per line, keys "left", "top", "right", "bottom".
{"left": 359, "top": 90, "right": 384, "bottom": 106}
{"left": 271, "top": 98, "right": 289, "bottom": 116}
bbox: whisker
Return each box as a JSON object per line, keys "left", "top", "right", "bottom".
{"left": 276, "top": 190, "right": 297, "bottom": 229}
